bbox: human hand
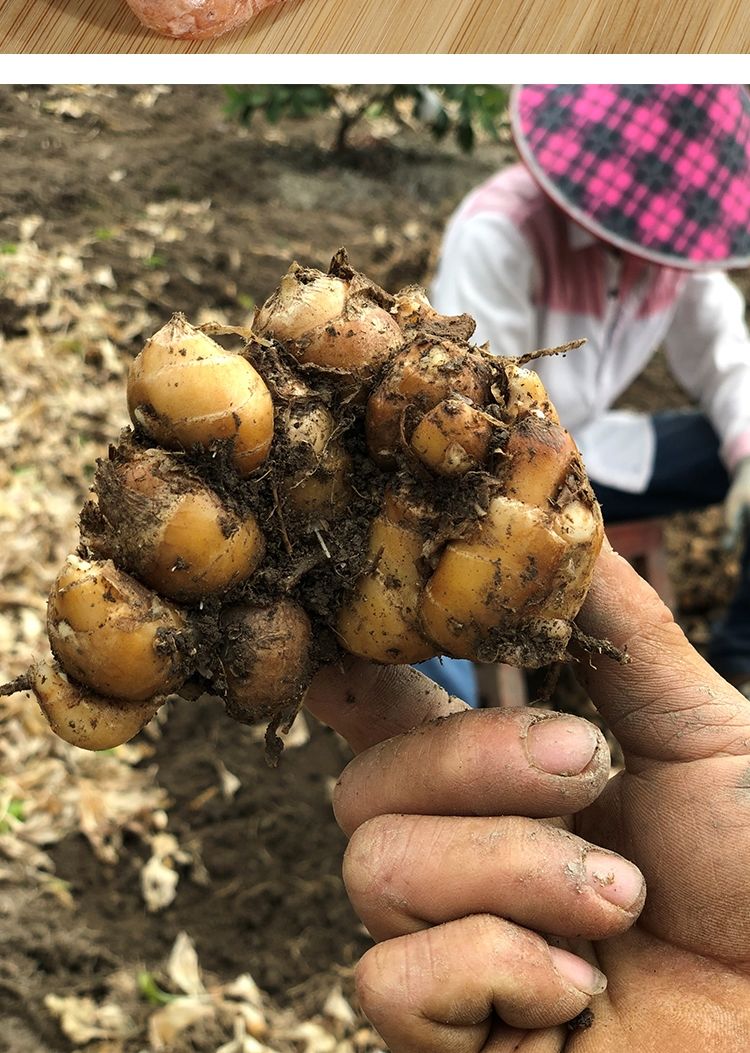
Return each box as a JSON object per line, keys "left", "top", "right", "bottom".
{"left": 306, "top": 674, "right": 641, "bottom": 1047}
{"left": 724, "top": 455, "right": 750, "bottom": 549}
{"left": 305, "top": 539, "right": 750, "bottom": 1053}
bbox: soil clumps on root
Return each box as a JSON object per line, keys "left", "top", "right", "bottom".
{"left": 2, "top": 249, "right": 617, "bottom": 761}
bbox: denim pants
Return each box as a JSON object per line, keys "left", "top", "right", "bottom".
{"left": 416, "top": 410, "right": 750, "bottom": 701}
{"left": 415, "top": 657, "right": 479, "bottom": 708}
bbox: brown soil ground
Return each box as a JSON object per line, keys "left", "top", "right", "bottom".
{"left": 0, "top": 85, "right": 745, "bottom": 1053}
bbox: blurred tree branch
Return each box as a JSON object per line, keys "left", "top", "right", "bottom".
{"left": 224, "top": 85, "right": 510, "bottom": 154}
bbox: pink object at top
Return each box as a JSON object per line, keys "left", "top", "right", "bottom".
{"left": 511, "top": 85, "right": 750, "bottom": 271}
{"left": 125, "top": 0, "right": 284, "bottom": 38}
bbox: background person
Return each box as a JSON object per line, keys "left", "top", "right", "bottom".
{"left": 422, "top": 84, "right": 750, "bottom": 704}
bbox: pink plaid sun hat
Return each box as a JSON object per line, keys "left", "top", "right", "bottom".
{"left": 511, "top": 85, "right": 750, "bottom": 270}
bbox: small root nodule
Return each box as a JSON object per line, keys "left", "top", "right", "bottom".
{"left": 0, "top": 674, "right": 33, "bottom": 697}
{"left": 517, "top": 338, "right": 587, "bottom": 365}
{"left": 571, "top": 623, "right": 629, "bottom": 664}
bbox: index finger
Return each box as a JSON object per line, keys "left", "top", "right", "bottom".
{"left": 575, "top": 537, "right": 750, "bottom": 763}
{"left": 304, "top": 657, "right": 468, "bottom": 754}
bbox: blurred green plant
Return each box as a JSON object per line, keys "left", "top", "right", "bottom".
{"left": 144, "top": 253, "right": 167, "bottom": 270}
{"left": 224, "top": 85, "right": 509, "bottom": 153}
{"left": 137, "top": 970, "right": 178, "bottom": 1007}
{"left": 0, "top": 797, "right": 26, "bottom": 833}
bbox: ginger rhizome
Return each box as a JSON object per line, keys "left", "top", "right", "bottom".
{"left": 2, "top": 250, "right": 604, "bottom": 760}
{"left": 125, "top": 0, "right": 283, "bottom": 40}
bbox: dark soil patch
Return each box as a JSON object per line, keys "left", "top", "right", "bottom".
{"left": 0, "top": 85, "right": 509, "bottom": 332}
{"left": 51, "top": 699, "right": 364, "bottom": 1002}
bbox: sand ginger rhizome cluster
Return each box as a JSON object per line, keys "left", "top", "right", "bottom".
{"left": 4, "top": 251, "right": 604, "bottom": 759}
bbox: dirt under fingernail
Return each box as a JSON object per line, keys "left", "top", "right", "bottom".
{"left": 585, "top": 851, "right": 645, "bottom": 910}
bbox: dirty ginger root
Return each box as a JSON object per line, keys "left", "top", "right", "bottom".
{"left": 2, "top": 250, "right": 607, "bottom": 762}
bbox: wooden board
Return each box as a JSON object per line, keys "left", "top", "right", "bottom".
{"left": 2, "top": 0, "right": 749, "bottom": 53}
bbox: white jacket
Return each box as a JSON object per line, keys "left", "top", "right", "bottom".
{"left": 431, "top": 164, "right": 750, "bottom": 493}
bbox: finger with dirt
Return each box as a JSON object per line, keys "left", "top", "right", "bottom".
{"left": 304, "top": 658, "right": 469, "bottom": 754}
{"left": 328, "top": 708, "right": 610, "bottom": 833}
{"left": 344, "top": 811, "right": 644, "bottom": 943}
{"left": 355, "top": 916, "right": 606, "bottom": 1049}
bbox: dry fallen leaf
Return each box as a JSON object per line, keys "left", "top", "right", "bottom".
{"left": 141, "top": 852, "right": 177, "bottom": 912}
{"left": 45, "top": 993, "right": 134, "bottom": 1044}
{"left": 215, "top": 1017, "right": 279, "bottom": 1053}
{"left": 322, "top": 985, "right": 357, "bottom": 1028}
{"left": 141, "top": 831, "right": 197, "bottom": 910}
{"left": 168, "top": 930, "right": 206, "bottom": 996}
{"left": 276, "top": 1021, "right": 337, "bottom": 1053}
{"left": 148, "top": 998, "right": 215, "bottom": 1050}
{"left": 217, "top": 759, "right": 242, "bottom": 800}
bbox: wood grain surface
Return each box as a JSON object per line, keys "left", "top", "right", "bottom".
{"left": 2, "top": 0, "right": 749, "bottom": 53}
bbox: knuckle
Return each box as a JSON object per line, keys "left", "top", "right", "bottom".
{"left": 484, "top": 813, "right": 536, "bottom": 848}
{"left": 466, "top": 911, "right": 547, "bottom": 960}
